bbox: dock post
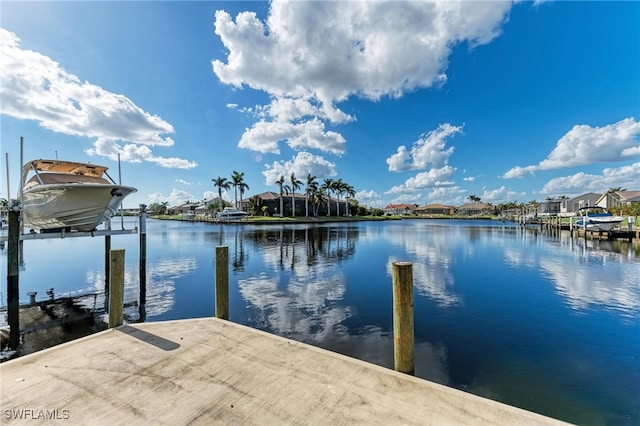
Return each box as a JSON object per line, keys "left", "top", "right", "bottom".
{"left": 139, "top": 204, "right": 147, "bottom": 306}
{"left": 7, "top": 202, "right": 20, "bottom": 349}
{"left": 215, "top": 246, "right": 229, "bottom": 320}
{"left": 392, "top": 261, "right": 415, "bottom": 375}
{"left": 108, "top": 249, "right": 125, "bottom": 328}
{"left": 104, "top": 219, "right": 111, "bottom": 291}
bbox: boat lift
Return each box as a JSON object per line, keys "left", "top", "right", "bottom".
{"left": 2, "top": 200, "right": 147, "bottom": 350}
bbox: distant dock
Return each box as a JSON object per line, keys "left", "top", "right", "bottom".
{"left": 1, "top": 318, "right": 568, "bottom": 425}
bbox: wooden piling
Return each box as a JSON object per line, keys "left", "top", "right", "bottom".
{"left": 392, "top": 261, "right": 414, "bottom": 375}
{"left": 139, "top": 205, "right": 147, "bottom": 306}
{"left": 215, "top": 246, "right": 229, "bottom": 320}
{"left": 104, "top": 219, "right": 111, "bottom": 291}
{"left": 7, "top": 207, "right": 20, "bottom": 349}
{"left": 108, "top": 249, "right": 125, "bottom": 328}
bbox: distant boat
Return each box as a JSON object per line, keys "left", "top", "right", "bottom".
{"left": 575, "top": 206, "right": 623, "bottom": 232}
{"left": 20, "top": 159, "right": 137, "bottom": 232}
{"left": 215, "top": 207, "right": 249, "bottom": 220}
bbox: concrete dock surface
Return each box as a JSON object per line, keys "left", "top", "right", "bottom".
{"left": 1, "top": 318, "right": 569, "bottom": 425}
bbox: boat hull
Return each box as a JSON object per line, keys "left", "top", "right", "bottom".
{"left": 22, "top": 184, "right": 137, "bottom": 231}
{"left": 576, "top": 217, "right": 623, "bottom": 232}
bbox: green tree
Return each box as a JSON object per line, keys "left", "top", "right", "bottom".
{"left": 275, "top": 176, "right": 290, "bottom": 218}
{"left": 344, "top": 184, "right": 356, "bottom": 216}
{"left": 467, "top": 194, "right": 481, "bottom": 203}
{"left": 289, "top": 172, "right": 302, "bottom": 217}
{"left": 232, "top": 171, "right": 249, "bottom": 211}
{"left": 322, "top": 178, "right": 335, "bottom": 216}
{"left": 305, "top": 173, "right": 317, "bottom": 217}
{"left": 212, "top": 177, "right": 231, "bottom": 214}
{"left": 246, "top": 195, "right": 262, "bottom": 216}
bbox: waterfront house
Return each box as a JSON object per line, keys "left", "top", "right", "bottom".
{"left": 539, "top": 199, "right": 562, "bottom": 216}
{"left": 241, "top": 191, "right": 347, "bottom": 216}
{"left": 414, "top": 204, "right": 456, "bottom": 216}
{"left": 456, "top": 202, "right": 493, "bottom": 216}
{"left": 596, "top": 190, "right": 640, "bottom": 211}
{"left": 383, "top": 203, "right": 416, "bottom": 215}
{"left": 193, "top": 196, "right": 225, "bottom": 216}
{"left": 560, "top": 193, "right": 601, "bottom": 215}
{"left": 168, "top": 201, "right": 200, "bottom": 215}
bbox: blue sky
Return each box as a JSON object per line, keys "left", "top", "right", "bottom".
{"left": 1, "top": 1, "right": 639, "bottom": 209}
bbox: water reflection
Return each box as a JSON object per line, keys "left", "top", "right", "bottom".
{"left": 83, "top": 257, "right": 196, "bottom": 319}
{"left": 237, "top": 226, "right": 357, "bottom": 342}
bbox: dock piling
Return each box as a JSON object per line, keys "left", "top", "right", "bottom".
{"left": 139, "top": 205, "right": 147, "bottom": 307}
{"left": 392, "top": 261, "right": 415, "bottom": 375}
{"left": 215, "top": 246, "right": 229, "bottom": 320}
{"left": 108, "top": 249, "right": 125, "bottom": 328}
{"left": 7, "top": 204, "right": 20, "bottom": 349}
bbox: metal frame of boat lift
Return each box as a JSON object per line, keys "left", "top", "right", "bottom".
{"left": 2, "top": 201, "right": 146, "bottom": 350}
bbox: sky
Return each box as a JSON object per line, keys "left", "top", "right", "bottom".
{"left": 1, "top": 1, "right": 639, "bottom": 209}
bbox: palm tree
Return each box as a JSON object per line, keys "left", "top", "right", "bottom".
{"left": 232, "top": 171, "right": 249, "bottom": 211}
{"left": 246, "top": 195, "right": 262, "bottom": 216}
{"left": 212, "top": 177, "right": 231, "bottom": 214}
{"left": 343, "top": 183, "right": 355, "bottom": 216}
{"left": 312, "top": 187, "right": 328, "bottom": 217}
{"left": 322, "top": 178, "right": 335, "bottom": 216}
{"left": 289, "top": 172, "right": 302, "bottom": 217}
{"left": 305, "top": 173, "right": 317, "bottom": 217}
{"left": 467, "top": 194, "right": 481, "bottom": 203}
{"left": 231, "top": 171, "right": 242, "bottom": 209}
{"left": 333, "top": 179, "right": 345, "bottom": 217}
{"left": 608, "top": 187, "right": 626, "bottom": 193}
{"left": 275, "top": 176, "right": 290, "bottom": 218}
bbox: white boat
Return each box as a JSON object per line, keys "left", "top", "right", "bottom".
{"left": 575, "top": 206, "right": 623, "bottom": 232}
{"left": 215, "top": 207, "right": 249, "bottom": 220}
{"left": 20, "top": 159, "right": 137, "bottom": 232}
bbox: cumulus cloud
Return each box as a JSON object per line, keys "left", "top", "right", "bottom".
{"left": 214, "top": 1, "right": 511, "bottom": 155}
{"left": 481, "top": 186, "right": 525, "bottom": 203}
{"left": 385, "top": 166, "right": 456, "bottom": 194}
{"left": 0, "top": 28, "right": 196, "bottom": 168}
{"left": 148, "top": 189, "right": 195, "bottom": 205}
{"left": 355, "top": 190, "right": 380, "bottom": 202}
{"left": 386, "top": 124, "right": 462, "bottom": 172}
{"left": 503, "top": 117, "right": 640, "bottom": 178}
{"left": 239, "top": 118, "right": 346, "bottom": 155}
{"left": 262, "top": 151, "right": 337, "bottom": 185}
{"left": 539, "top": 162, "right": 640, "bottom": 197}
{"left": 86, "top": 139, "right": 197, "bottom": 169}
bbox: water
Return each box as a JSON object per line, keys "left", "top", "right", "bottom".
{"left": 2, "top": 218, "right": 639, "bottom": 425}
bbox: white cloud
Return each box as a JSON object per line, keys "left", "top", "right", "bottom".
{"left": 424, "top": 186, "right": 467, "bottom": 205}
{"left": 539, "top": 162, "right": 640, "bottom": 197}
{"left": 214, "top": 1, "right": 511, "bottom": 156}
{"left": 147, "top": 189, "right": 195, "bottom": 206}
{"left": 239, "top": 118, "right": 346, "bottom": 155}
{"left": 385, "top": 166, "right": 456, "bottom": 194}
{"left": 463, "top": 176, "right": 476, "bottom": 182}
{"left": 355, "top": 190, "right": 380, "bottom": 202}
{"left": 390, "top": 194, "right": 423, "bottom": 204}
{"left": 0, "top": 28, "right": 195, "bottom": 168}
{"left": 86, "top": 139, "right": 197, "bottom": 169}
{"left": 386, "top": 124, "right": 462, "bottom": 172}
{"left": 503, "top": 117, "right": 640, "bottom": 178}
{"left": 175, "top": 179, "right": 192, "bottom": 186}
{"left": 262, "top": 151, "right": 337, "bottom": 186}
{"left": 214, "top": 2, "right": 510, "bottom": 103}
{"left": 481, "top": 186, "right": 525, "bottom": 203}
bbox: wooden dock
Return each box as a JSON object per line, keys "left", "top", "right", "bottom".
{"left": 1, "top": 318, "right": 567, "bottom": 425}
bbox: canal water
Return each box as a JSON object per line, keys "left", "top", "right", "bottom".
{"left": 2, "top": 217, "right": 639, "bottom": 425}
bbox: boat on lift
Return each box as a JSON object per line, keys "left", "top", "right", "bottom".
{"left": 20, "top": 159, "right": 137, "bottom": 232}
{"left": 575, "top": 206, "right": 624, "bottom": 232}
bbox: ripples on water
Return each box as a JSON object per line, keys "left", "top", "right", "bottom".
{"left": 1, "top": 218, "right": 638, "bottom": 424}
